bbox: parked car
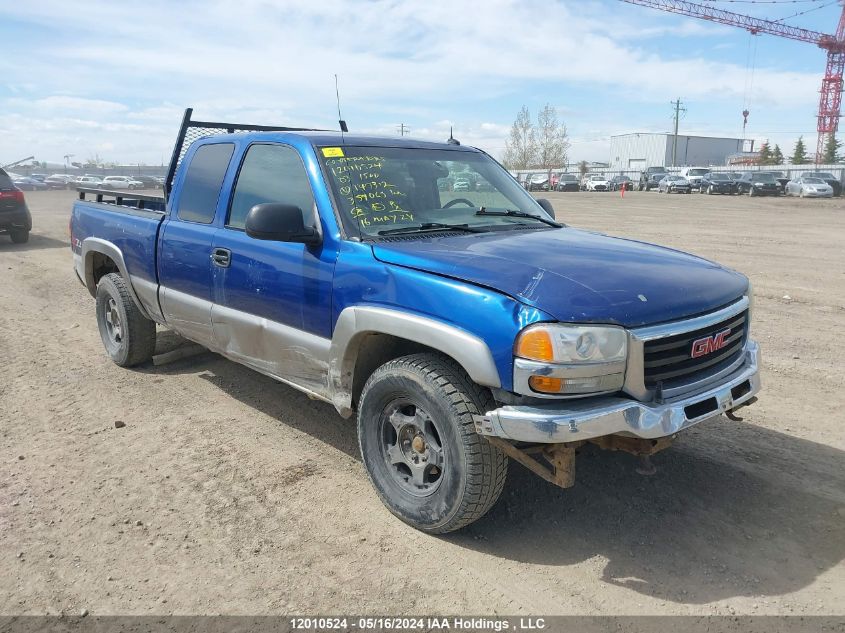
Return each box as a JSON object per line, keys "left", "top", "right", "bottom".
{"left": 803, "top": 171, "right": 841, "bottom": 197}
{"left": 74, "top": 176, "right": 105, "bottom": 188}
{"left": 584, "top": 174, "right": 609, "bottom": 192}
{"left": 45, "top": 174, "right": 77, "bottom": 190}
{"left": 758, "top": 171, "right": 789, "bottom": 195}
{"left": 555, "top": 174, "right": 580, "bottom": 192}
{"left": 679, "top": 167, "right": 710, "bottom": 191}
{"left": 0, "top": 168, "right": 32, "bottom": 243}
{"left": 736, "top": 172, "right": 780, "bottom": 196}
{"left": 785, "top": 176, "right": 834, "bottom": 198}
{"left": 129, "top": 175, "right": 163, "bottom": 189}
{"left": 11, "top": 175, "right": 48, "bottom": 191}
{"left": 699, "top": 172, "right": 737, "bottom": 195}
{"left": 69, "top": 108, "right": 760, "bottom": 533}
{"left": 643, "top": 172, "right": 668, "bottom": 191}
{"left": 100, "top": 176, "right": 144, "bottom": 190}
{"left": 639, "top": 166, "right": 668, "bottom": 191}
{"left": 658, "top": 175, "right": 692, "bottom": 194}
{"left": 608, "top": 175, "right": 634, "bottom": 191}
{"left": 528, "top": 173, "right": 550, "bottom": 191}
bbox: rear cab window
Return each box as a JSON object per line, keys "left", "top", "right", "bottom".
{"left": 177, "top": 143, "right": 235, "bottom": 224}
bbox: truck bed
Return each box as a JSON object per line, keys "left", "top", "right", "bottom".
{"left": 71, "top": 188, "right": 166, "bottom": 288}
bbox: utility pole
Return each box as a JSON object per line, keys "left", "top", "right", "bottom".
{"left": 397, "top": 123, "right": 410, "bottom": 136}
{"left": 671, "top": 98, "right": 686, "bottom": 168}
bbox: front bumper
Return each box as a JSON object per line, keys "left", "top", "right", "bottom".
{"left": 475, "top": 340, "right": 760, "bottom": 444}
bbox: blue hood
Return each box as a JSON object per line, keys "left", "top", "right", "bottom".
{"left": 372, "top": 228, "right": 748, "bottom": 327}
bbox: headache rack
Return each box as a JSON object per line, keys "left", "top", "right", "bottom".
{"left": 164, "top": 107, "right": 328, "bottom": 201}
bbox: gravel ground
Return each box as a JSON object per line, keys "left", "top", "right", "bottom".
{"left": 1, "top": 188, "right": 843, "bottom": 616}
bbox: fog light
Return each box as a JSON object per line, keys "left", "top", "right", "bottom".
{"left": 528, "top": 373, "right": 624, "bottom": 395}
{"left": 528, "top": 376, "right": 563, "bottom": 393}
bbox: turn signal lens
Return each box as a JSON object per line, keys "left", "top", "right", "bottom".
{"left": 528, "top": 376, "right": 563, "bottom": 393}
{"left": 516, "top": 329, "right": 554, "bottom": 362}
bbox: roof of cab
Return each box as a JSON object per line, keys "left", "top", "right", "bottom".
{"left": 196, "top": 130, "right": 480, "bottom": 153}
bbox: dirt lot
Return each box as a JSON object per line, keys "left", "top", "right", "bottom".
{"left": 2, "top": 189, "right": 843, "bottom": 616}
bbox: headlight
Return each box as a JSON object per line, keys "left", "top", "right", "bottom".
{"left": 514, "top": 324, "right": 627, "bottom": 396}
{"left": 516, "top": 324, "right": 627, "bottom": 363}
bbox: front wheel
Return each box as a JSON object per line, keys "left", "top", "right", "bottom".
{"left": 357, "top": 353, "right": 507, "bottom": 533}
{"left": 95, "top": 273, "right": 157, "bottom": 367}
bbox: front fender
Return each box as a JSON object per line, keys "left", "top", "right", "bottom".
{"left": 328, "top": 306, "right": 501, "bottom": 416}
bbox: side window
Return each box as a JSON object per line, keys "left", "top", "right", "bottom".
{"left": 227, "top": 144, "right": 315, "bottom": 230}
{"left": 177, "top": 143, "right": 235, "bottom": 224}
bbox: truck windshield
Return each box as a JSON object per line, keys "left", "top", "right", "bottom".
{"left": 318, "top": 146, "right": 553, "bottom": 237}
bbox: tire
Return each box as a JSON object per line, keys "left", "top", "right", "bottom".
{"left": 708, "top": 186, "right": 714, "bottom": 195}
{"left": 357, "top": 353, "right": 507, "bottom": 534}
{"left": 10, "top": 230, "right": 29, "bottom": 244}
{"left": 95, "top": 273, "right": 156, "bottom": 367}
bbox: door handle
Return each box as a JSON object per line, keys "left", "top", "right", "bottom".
{"left": 211, "top": 247, "right": 231, "bottom": 268}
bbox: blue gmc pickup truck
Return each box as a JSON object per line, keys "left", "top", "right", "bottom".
{"left": 71, "top": 109, "right": 761, "bottom": 533}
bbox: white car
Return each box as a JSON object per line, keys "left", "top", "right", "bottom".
{"left": 584, "top": 174, "right": 609, "bottom": 192}
{"left": 785, "top": 176, "right": 834, "bottom": 198}
{"left": 75, "top": 176, "right": 104, "bottom": 188}
{"left": 101, "top": 176, "right": 143, "bottom": 190}
{"left": 679, "top": 167, "right": 710, "bottom": 190}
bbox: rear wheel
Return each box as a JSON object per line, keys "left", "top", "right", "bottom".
{"left": 357, "top": 353, "right": 507, "bottom": 533}
{"left": 9, "top": 229, "right": 29, "bottom": 244}
{"left": 95, "top": 273, "right": 156, "bottom": 367}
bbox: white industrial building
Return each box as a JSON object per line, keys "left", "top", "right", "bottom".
{"left": 609, "top": 133, "right": 746, "bottom": 171}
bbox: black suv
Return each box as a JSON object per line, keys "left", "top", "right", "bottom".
{"left": 736, "top": 172, "right": 780, "bottom": 196}
{"left": 0, "top": 168, "right": 32, "bottom": 243}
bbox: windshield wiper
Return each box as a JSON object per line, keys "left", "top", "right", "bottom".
{"left": 479, "top": 209, "right": 561, "bottom": 227}
{"left": 377, "top": 222, "right": 485, "bottom": 236}
{"left": 475, "top": 208, "right": 561, "bottom": 228}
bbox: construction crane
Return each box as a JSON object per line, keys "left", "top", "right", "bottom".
{"left": 620, "top": 0, "right": 845, "bottom": 164}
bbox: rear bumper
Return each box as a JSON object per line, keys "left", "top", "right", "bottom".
{"left": 0, "top": 208, "right": 32, "bottom": 231}
{"left": 475, "top": 340, "right": 760, "bottom": 444}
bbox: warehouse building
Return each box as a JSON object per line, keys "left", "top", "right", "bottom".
{"left": 609, "top": 133, "right": 746, "bottom": 170}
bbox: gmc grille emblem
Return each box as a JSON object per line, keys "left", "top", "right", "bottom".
{"left": 691, "top": 328, "right": 731, "bottom": 358}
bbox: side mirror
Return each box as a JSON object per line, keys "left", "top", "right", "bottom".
{"left": 245, "top": 203, "right": 321, "bottom": 245}
{"left": 535, "top": 198, "right": 555, "bottom": 220}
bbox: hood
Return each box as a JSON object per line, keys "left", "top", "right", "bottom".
{"left": 372, "top": 228, "right": 748, "bottom": 327}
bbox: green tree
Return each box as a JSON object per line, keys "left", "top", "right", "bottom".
{"left": 772, "top": 144, "right": 784, "bottom": 165}
{"left": 822, "top": 134, "right": 842, "bottom": 164}
{"left": 758, "top": 141, "right": 772, "bottom": 165}
{"left": 535, "top": 104, "right": 570, "bottom": 181}
{"left": 502, "top": 105, "right": 537, "bottom": 171}
{"left": 791, "top": 136, "right": 809, "bottom": 165}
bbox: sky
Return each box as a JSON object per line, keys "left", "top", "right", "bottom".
{"left": 0, "top": 0, "right": 840, "bottom": 167}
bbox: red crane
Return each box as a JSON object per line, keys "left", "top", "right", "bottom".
{"left": 620, "top": 0, "right": 845, "bottom": 164}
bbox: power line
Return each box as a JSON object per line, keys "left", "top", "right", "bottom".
{"left": 397, "top": 123, "right": 410, "bottom": 136}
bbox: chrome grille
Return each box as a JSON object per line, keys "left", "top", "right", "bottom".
{"left": 643, "top": 310, "right": 748, "bottom": 388}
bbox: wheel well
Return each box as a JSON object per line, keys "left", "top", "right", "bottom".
{"left": 351, "top": 334, "right": 440, "bottom": 408}
{"left": 89, "top": 252, "right": 120, "bottom": 286}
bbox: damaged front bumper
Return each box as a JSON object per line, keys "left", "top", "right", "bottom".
{"left": 475, "top": 340, "right": 760, "bottom": 443}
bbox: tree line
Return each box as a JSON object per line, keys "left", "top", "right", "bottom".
{"left": 756, "top": 135, "right": 841, "bottom": 166}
